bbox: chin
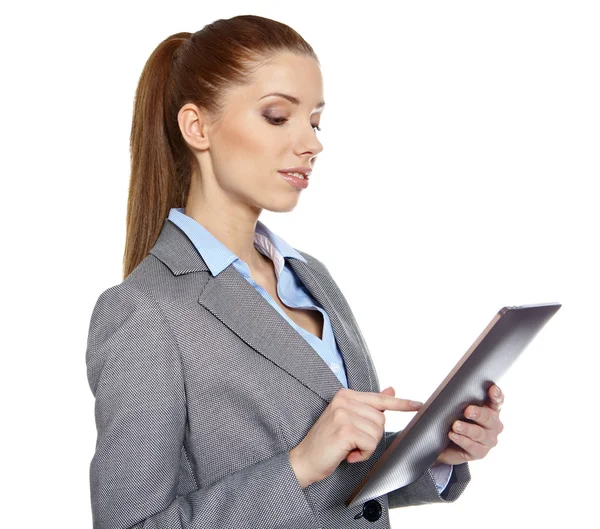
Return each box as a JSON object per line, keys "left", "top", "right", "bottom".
{"left": 263, "top": 195, "right": 301, "bottom": 213}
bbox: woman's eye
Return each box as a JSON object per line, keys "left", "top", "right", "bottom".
{"left": 264, "top": 115, "right": 322, "bottom": 132}
{"left": 264, "top": 115, "right": 288, "bottom": 126}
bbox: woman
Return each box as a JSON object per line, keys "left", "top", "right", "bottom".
{"left": 86, "top": 14, "right": 504, "bottom": 529}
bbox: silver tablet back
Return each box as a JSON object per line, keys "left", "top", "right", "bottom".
{"left": 347, "top": 302, "right": 562, "bottom": 507}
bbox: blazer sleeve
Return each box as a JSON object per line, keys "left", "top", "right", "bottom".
{"left": 86, "top": 283, "right": 320, "bottom": 529}
{"left": 383, "top": 430, "right": 472, "bottom": 508}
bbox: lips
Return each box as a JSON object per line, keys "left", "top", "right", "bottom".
{"left": 279, "top": 166, "right": 312, "bottom": 178}
{"left": 279, "top": 171, "right": 309, "bottom": 189}
{"left": 278, "top": 171, "right": 307, "bottom": 180}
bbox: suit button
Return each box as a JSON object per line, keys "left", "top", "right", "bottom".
{"left": 362, "top": 499, "right": 382, "bottom": 522}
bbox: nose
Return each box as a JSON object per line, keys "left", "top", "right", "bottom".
{"left": 296, "top": 126, "right": 323, "bottom": 158}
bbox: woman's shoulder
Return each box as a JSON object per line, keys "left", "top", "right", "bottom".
{"left": 85, "top": 255, "right": 185, "bottom": 397}
{"left": 92, "top": 252, "right": 183, "bottom": 317}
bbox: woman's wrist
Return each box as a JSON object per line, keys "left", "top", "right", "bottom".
{"left": 289, "top": 446, "right": 313, "bottom": 489}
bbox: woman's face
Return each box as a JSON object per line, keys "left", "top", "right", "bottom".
{"left": 187, "top": 52, "right": 325, "bottom": 214}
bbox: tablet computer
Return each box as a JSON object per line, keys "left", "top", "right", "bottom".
{"left": 346, "top": 302, "right": 562, "bottom": 508}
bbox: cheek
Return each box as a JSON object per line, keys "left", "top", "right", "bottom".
{"left": 227, "top": 120, "right": 264, "bottom": 154}
{"left": 232, "top": 122, "right": 286, "bottom": 164}
{"left": 215, "top": 121, "right": 285, "bottom": 180}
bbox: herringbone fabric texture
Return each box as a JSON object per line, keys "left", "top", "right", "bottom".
{"left": 86, "top": 219, "right": 471, "bottom": 528}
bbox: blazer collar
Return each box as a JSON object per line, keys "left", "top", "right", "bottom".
{"left": 149, "top": 219, "right": 373, "bottom": 403}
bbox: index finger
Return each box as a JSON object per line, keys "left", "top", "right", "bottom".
{"left": 361, "top": 391, "right": 423, "bottom": 412}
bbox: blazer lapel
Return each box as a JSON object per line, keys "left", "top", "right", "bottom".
{"left": 150, "top": 219, "right": 372, "bottom": 404}
{"left": 286, "top": 258, "right": 373, "bottom": 394}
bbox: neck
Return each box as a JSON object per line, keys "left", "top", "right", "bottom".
{"left": 184, "top": 206, "right": 265, "bottom": 272}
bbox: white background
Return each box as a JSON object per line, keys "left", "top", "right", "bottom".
{"left": 2, "top": 1, "right": 598, "bottom": 527}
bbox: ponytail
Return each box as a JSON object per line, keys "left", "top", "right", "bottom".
{"left": 123, "top": 32, "right": 191, "bottom": 280}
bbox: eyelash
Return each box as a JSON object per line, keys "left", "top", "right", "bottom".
{"left": 264, "top": 115, "right": 322, "bottom": 132}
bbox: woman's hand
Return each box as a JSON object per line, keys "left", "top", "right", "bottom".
{"left": 289, "top": 387, "right": 423, "bottom": 488}
{"left": 381, "top": 384, "right": 504, "bottom": 466}
{"left": 436, "top": 384, "right": 505, "bottom": 465}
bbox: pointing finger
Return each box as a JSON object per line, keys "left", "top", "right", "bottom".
{"left": 371, "top": 392, "right": 422, "bottom": 412}
{"left": 337, "top": 388, "right": 423, "bottom": 412}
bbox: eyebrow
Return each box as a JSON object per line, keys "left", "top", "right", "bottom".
{"left": 259, "top": 92, "right": 325, "bottom": 110}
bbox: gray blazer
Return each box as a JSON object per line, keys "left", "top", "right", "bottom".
{"left": 86, "top": 219, "right": 471, "bottom": 529}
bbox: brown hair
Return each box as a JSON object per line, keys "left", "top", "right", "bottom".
{"left": 123, "top": 15, "right": 319, "bottom": 279}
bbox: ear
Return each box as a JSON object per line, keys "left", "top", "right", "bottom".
{"left": 178, "top": 103, "right": 211, "bottom": 151}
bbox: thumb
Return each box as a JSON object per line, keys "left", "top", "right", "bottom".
{"left": 380, "top": 386, "right": 395, "bottom": 396}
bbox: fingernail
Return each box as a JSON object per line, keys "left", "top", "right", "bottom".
{"left": 411, "top": 400, "right": 423, "bottom": 407}
{"left": 493, "top": 387, "right": 500, "bottom": 397}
